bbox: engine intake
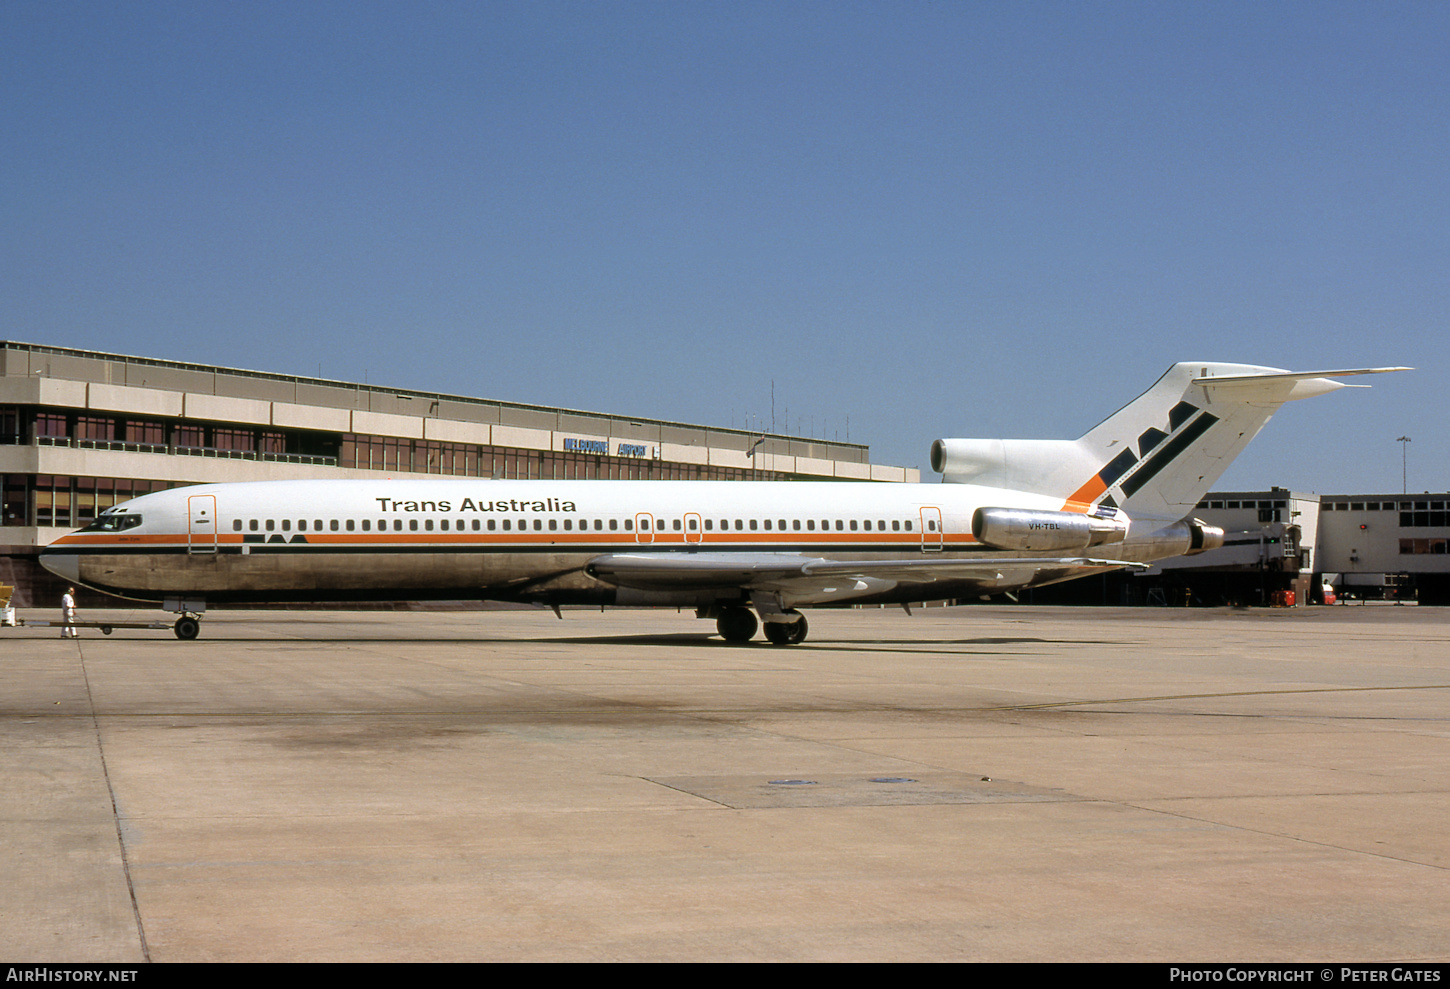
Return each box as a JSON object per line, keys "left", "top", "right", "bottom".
{"left": 972, "top": 507, "right": 1128, "bottom": 553}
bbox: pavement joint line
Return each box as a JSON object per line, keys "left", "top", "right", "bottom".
{"left": 76, "top": 640, "right": 151, "bottom": 963}
{"left": 1113, "top": 798, "right": 1450, "bottom": 873}
{"left": 1005, "top": 683, "right": 1450, "bottom": 709}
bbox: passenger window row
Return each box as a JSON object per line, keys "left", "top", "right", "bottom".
{"left": 704, "top": 518, "right": 913, "bottom": 532}
{"left": 233, "top": 517, "right": 923, "bottom": 534}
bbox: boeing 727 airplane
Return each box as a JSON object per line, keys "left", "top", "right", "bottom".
{"left": 40, "top": 362, "right": 1405, "bottom": 642}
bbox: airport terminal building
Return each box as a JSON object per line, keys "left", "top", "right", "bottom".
{"left": 0, "top": 341, "right": 917, "bottom": 605}
{"left": 1040, "top": 488, "right": 1450, "bottom": 607}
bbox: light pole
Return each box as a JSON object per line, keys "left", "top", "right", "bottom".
{"left": 1397, "top": 436, "right": 1411, "bottom": 494}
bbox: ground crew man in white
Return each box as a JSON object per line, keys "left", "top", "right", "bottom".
{"left": 61, "top": 586, "right": 77, "bottom": 638}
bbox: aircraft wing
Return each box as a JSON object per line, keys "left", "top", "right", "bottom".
{"left": 585, "top": 552, "right": 1145, "bottom": 594}
{"left": 798, "top": 556, "right": 1146, "bottom": 584}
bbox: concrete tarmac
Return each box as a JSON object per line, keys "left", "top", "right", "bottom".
{"left": 2, "top": 604, "right": 1448, "bottom": 962}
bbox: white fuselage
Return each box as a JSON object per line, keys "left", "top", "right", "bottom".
{"left": 41, "top": 478, "right": 1189, "bottom": 608}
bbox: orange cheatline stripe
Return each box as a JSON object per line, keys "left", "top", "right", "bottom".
{"left": 55, "top": 533, "right": 204, "bottom": 546}
{"left": 1062, "top": 475, "right": 1107, "bottom": 513}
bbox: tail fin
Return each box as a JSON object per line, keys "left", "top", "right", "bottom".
{"left": 932, "top": 362, "right": 1408, "bottom": 519}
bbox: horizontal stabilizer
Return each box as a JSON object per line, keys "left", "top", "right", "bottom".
{"left": 1190, "top": 365, "right": 1412, "bottom": 404}
{"left": 1191, "top": 367, "right": 1411, "bottom": 385}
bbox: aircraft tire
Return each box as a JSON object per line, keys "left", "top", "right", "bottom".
{"left": 764, "top": 612, "right": 808, "bottom": 645}
{"left": 716, "top": 607, "right": 758, "bottom": 643}
{"left": 174, "top": 617, "right": 200, "bottom": 641}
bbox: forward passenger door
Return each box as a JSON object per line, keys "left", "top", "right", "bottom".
{"left": 187, "top": 494, "right": 218, "bottom": 554}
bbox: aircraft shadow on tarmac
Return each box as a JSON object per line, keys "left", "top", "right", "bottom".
{"left": 66, "top": 631, "right": 1129, "bottom": 655}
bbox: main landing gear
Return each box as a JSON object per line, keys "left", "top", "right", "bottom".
{"left": 763, "top": 613, "right": 808, "bottom": 645}
{"left": 713, "top": 606, "right": 809, "bottom": 645}
{"left": 715, "top": 606, "right": 757, "bottom": 643}
{"left": 173, "top": 615, "right": 202, "bottom": 640}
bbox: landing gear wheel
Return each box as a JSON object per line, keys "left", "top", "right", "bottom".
{"left": 174, "top": 616, "right": 200, "bottom": 640}
{"left": 716, "top": 607, "right": 758, "bottom": 643}
{"left": 100, "top": 626, "right": 113, "bottom": 635}
{"left": 763, "top": 612, "right": 808, "bottom": 645}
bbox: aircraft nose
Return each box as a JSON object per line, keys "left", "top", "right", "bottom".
{"left": 40, "top": 549, "right": 80, "bottom": 584}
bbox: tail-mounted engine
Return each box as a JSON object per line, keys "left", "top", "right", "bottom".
{"left": 1130, "top": 517, "right": 1226, "bottom": 558}
{"left": 1182, "top": 518, "right": 1225, "bottom": 555}
{"left": 973, "top": 507, "right": 1129, "bottom": 553}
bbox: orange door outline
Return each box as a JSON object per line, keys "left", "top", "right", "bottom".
{"left": 919, "top": 506, "right": 943, "bottom": 552}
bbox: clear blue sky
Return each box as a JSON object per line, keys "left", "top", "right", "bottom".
{"left": 4, "top": 1, "right": 1444, "bottom": 493}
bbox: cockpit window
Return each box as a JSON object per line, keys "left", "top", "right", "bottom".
{"left": 81, "top": 514, "right": 142, "bottom": 533}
